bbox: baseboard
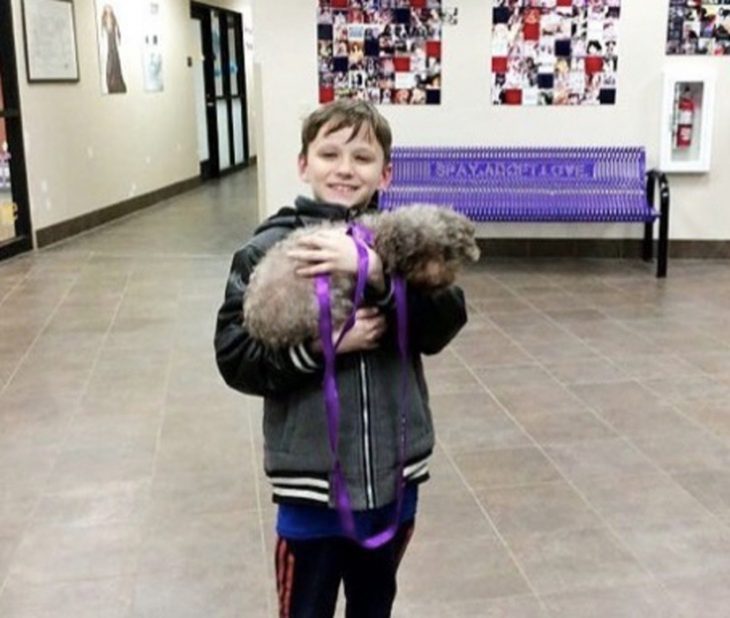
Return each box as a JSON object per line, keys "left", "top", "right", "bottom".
{"left": 476, "top": 238, "right": 730, "bottom": 259}
{"left": 36, "top": 176, "right": 201, "bottom": 248}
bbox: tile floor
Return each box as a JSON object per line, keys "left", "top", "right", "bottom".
{"left": 0, "top": 168, "right": 729, "bottom": 617}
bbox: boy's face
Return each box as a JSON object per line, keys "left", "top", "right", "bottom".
{"left": 299, "top": 121, "right": 392, "bottom": 208}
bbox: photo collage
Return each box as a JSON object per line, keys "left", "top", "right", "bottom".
{"left": 491, "top": 0, "right": 621, "bottom": 106}
{"left": 666, "top": 0, "right": 730, "bottom": 55}
{"left": 317, "top": 0, "right": 443, "bottom": 105}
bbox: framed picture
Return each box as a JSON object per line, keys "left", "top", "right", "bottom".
{"left": 94, "top": 0, "right": 130, "bottom": 94}
{"left": 491, "top": 0, "right": 622, "bottom": 107}
{"left": 21, "top": 0, "right": 80, "bottom": 82}
{"left": 142, "top": 1, "right": 163, "bottom": 93}
{"left": 317, "top": 0, "right": 443, "bottom": 105}
{"left": 666, "top": 0, "right": 730, "bottom": 56}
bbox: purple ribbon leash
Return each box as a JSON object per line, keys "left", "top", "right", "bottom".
{"left": 315, "top": 223, "right": 409, "bottom": 549}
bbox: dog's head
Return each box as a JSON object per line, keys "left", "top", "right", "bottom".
{"left": 372, "top": 204, "right": 480, "bottom": 289}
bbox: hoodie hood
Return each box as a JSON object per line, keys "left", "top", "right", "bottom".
{"left": 253, "top": 195, "right": 375, "bottom": 235}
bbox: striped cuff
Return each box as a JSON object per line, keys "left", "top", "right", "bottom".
{"left": 373, "top": 275, "right": 395, "bottom": 310}
{"left": 271, "top": 475, "right": 330, "bottom": 504}
{"left": 288, "top": 342, "right": 321, "bottom": 373}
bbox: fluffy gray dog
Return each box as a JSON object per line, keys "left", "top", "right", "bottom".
{"left": 244, "top": 205, "right": 480, "bottom": 348}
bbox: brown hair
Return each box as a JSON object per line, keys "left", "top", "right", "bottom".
{"left": 300, "top": 100, "right": 392, "bottom": 163}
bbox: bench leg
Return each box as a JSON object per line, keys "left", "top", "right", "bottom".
{"left": 643, "top": 222, "right": 653, "bottom": 262}
{"left": 656, "top": 173, "right": 670, "bottom": 279}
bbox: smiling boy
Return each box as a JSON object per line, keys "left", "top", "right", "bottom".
{"left": 215, "top": 100, "right": 467, "bottom": 617}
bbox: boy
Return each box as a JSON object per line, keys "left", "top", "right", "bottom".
{"left": 214, "top": 100, "right": 467, "bottom": 617}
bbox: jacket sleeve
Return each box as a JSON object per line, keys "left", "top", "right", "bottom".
{"left": 214, "top": 242, "right": 322, "bottom": 398}
{"left": 407, "top": 285, "right": 468, "bottom": 355}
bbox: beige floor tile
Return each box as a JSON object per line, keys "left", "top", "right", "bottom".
{"left": 62, "top": 414, "right": 161, "bottom": 452}
{"left": 398, "top": 535, "right": 530, "bottom": 604}
{"left": 664, "top": 573, "right": 730, "bottom": 618}
{"left": 544, "top": 438, "right": 658, "bottom": 481}
{"left": 453, "top": 447, "right": 562, "bottom": 489}
{"left": 542, "top": 583, "right": 682, "bottom": 618}
{"left": 137, "top": 510, "right": 263, "bottom": 576}
{"left": 426, "top": 368, "right": 486, "bottom": 396}
{"left": 0, "top": 408, "right": 72, "bottom": 453}
{"left": 474, "top": 482, "right": 600, "bottom": 538}
{"left": 506, "top": 527, "right": 650, "bottom": 595}
{"left": 131, "top": 566, "right": 269, "bottom": 618}
{"left": 0, "top": 576, "right": 134, "bottom": 618}
{"left": 670, "top": 469, "right": 730, "bottom": 519}
{"left": 519, "top": 339, "right": 598, "bottom": 364}
{"left": 588, "top": 401, "right": 698, "bottom": 440}
{"left": 31, "top": 481, "right": 150, "bottom": 527}
{"left": 415, "top": 489, "right": 497, "bottom": 541}
{"left": 48, "top": 444, "right": 156, "bottom": 492}
{"left": 606, "top": 353, "right": 703, "bottom": 381}
{"left": 641, "top": 375, "right": 730, "bottom": 406}
{"left": 0, "top": 486, "right": 42, "bottom": 529}
{"left": 573, "top": 473, "right": 709, "bottom": 528}
{"left": 9, "top": 523, "right": 141, "bottom": 584}
{"left": 676, "top": 401, "right": 730, "bottom": 442}
{"left": 630, "top": 428, "right": 730, "bottom": 474}
{"left": 452, "top": 340, "right": 534, "bottom": 367}
{"left": 435, "top": 406, "right": 532, "bottom": 453}
{"left": 147, "top": 467, "right": 259, "bottom": 517}
{"left": 0, "top": 448, "right": 56, "bottom": 489}
{"left": 569, "top": 380, "right": 661, "bottom": 414}
{"left": 615, "top": 519, "right": 730, "bottom": 580}
{"left": 520, "top": 408, "right": 618, "bottom": 445}
{"left": 394, "top": 595, "right": 547, "bottom": 618}
{"left": 0, "top": 533, "right": 19, "bottom": 585}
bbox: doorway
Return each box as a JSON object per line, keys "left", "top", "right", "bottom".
{"left": 0, "top": 0, "right": 32, "bottom": 260}
{"left": 190, "top": 2, "right": 249, "bottom": 180}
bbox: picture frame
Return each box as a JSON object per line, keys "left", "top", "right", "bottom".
{"left": 21, "top": 0, "right": 80, "bottom": 83}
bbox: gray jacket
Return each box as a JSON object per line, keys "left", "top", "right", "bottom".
{"left": 214, "top": 196, "right": 468, "bottom": 510}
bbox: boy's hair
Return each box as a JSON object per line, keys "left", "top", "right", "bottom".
{"left": 300, "top": 100, "right": 393, "bottom": 163}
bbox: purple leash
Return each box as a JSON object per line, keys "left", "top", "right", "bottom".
{"left": 315, "top": 224, "right": 409, "bottom": 549}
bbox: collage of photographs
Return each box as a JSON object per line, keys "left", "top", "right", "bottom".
{"left": 491, "top": 0, "right": 622, "bottom": 106}
{"left": 666, "top": 0, "right": 730, "bottom": 55}
{"left": 317, "top": 0, "right": 444, "bottom": 105}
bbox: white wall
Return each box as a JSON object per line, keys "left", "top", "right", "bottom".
{"left": 242, "top": 4, "right": 256, "bottom": 158}
{"left": 11, "top": 0, "right": 252, "bottom": 235}
{"left": 253, "top": 0, "right": 730, "bottom": 240}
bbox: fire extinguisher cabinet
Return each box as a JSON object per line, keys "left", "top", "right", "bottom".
{"left": 660, "top": 68, "right": 716, "bottom": 173}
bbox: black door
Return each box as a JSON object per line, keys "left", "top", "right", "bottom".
{"left": 190, "top": 2, "right": 249, "bottom": 180}
{"left": 0, "top": 0, "right": 32, "bottom": 260}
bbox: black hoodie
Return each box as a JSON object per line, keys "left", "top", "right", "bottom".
{"left": 214, "top": 196, "right": 467, "bottom": 510}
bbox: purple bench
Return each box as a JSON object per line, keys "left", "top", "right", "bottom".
{"left": 379, "top": 147, "right": 669, "bottom": 278}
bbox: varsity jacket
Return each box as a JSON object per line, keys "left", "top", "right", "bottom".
{"left": 214, "top": 196, "right": 468, "bottom": 510}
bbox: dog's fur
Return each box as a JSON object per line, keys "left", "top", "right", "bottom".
{"left": 244, "top": 205, "right": 480, "bottom": 348}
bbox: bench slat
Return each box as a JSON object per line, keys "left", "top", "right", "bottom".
{"left": 390, "top": 147, "right": 646, "bottom": 190}
{"left": 380, "top": 146, "right": 656, "bottom": 223}
{"left": 380, "top": 189, "right": 656, "bottom": 222}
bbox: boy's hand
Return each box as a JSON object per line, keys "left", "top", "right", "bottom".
{"left": 287, "top": 229, "right": 386, "bottom": 293}
{"left": 308, "top": 307, "right": 386, "bottom": 355}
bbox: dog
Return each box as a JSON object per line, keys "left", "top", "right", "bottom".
{"left": 244, "top": 204, "right": 480, "bottom": 348}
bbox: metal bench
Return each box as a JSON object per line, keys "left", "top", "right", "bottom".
{"left": 379, "top": 147, "right": 670, "bottom": 278}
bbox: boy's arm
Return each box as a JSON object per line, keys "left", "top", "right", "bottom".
{"left": 406, "top": 285, "right": 468, "bottom": 355}
{"left": 214, "top": 244, "right": 322, "bottom": 398}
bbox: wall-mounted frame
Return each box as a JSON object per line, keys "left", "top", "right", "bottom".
{"left": 659, "top": 68, "right": 716, "bottom": 174}
{"left": 22, "top": 0, "right": 80, "bottom": 83}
